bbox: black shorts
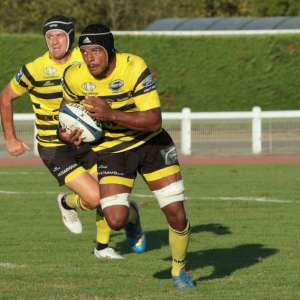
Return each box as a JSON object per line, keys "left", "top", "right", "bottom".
{"left": 38, "top": 143, "right": 98, "bottom": 186}
{"left": 96, "top": 129, "right": 181, "bottom": 187}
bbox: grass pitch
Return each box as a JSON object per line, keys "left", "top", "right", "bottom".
{"left": 0, "top": 163, "right": 300, "bottom": 299}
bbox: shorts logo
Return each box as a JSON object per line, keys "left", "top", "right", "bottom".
{"left": 57, "top": 163, "right": 78, "bottom": 177}
{"left": 141, "top": 75, "right": 155, "bottom": 88}
{"left": 98, "top": 171, "right": 124, "bottom": 176}
{"left": 82, "top": 82, "right": 96, "bottom": 91}
{"left": 15, "top": 68, "right": 24, "bottom": 83}
{"left": 98, "top": 165, "right": 107, "bottom": 168}
{"left": 109, "top": 80, "right": 124, "bottom": 92}
{"left": 160, "top": 146, "right": 178, "bottom": 165}
{"left": 44, "top": 67, "right": 57, "bottom": 75}
{"left": 53, "top": 167, "right": 60, "bottom": 172}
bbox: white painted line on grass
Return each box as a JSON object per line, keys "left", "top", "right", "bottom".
{"left": 0, "top": 262, "right": 26, "bottom": 268}
{"left": 0, "top": 190, "right": 293, "bottom": 203}
{"left": 195, "top": 197, "right": 292, "bottom": 203}
{"left": 0, "top": 191, "right": 58, "bottom": 194}
{"left": 131, "top": 194, "right": 292, "bottom": 203}
{"left": 0, "top": 172, "right": 45, "bottom": 175}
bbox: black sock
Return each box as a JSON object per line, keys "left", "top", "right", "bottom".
{"left": 61, "top": 196, "right": 72, "bottom": 210}
{"left": 96, "top": 241, "right": 108, "bottom": 251}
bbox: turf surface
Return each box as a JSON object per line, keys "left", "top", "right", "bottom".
{"left": 0, "top": 163, "right": 299, "bottom": 299}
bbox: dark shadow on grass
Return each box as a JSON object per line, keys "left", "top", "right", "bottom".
{"left": 107, "top": 223, "right": 231, "bottom": 255}
{"left": 153, "top": 243, "right": 278, "bottom": 284}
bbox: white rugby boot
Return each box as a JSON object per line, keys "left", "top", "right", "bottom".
{"left": 57, "top": 194, "right": 82, "bottom": 234}
{"left": 93, "top": 247, "right": 125, "bottom": 259}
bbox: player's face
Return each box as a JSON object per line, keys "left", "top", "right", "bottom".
{"left": 46, "top": 31, "right": 68, "bottom": 60}
{"left": 80, "top": 46, "right": 107, "bottom": 78}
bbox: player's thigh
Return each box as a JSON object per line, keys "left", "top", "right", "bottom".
{"left": 65, "top": 170, "right": 100, "bottom": 206}
{"left": 39, "top": 143, "right": 97, "bottom": 188}
{"left": 97, "top": 152, "right": 137, "bottom": 197}
{"left": 139, "top": 129, "right": 182, "bottom": 191}
{"left": 146, "top": 171, "right": 182, "bottom": 191}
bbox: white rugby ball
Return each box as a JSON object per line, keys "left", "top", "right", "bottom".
{"left": 59, "top": 103, "right": 102, "bottom": 143}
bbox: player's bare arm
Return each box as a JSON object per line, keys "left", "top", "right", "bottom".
{"left": 60, "top": 98, "right": 69, "bottom": 109}
{"left": 0, "top": 83, "right": 31, "bottom": 156}
{"left": 83, "top": 96, "right": 162, "bottom": 132}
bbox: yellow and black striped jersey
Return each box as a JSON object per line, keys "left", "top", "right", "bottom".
{"left": 62, "top": 53, "right": 162, "bottom": 154}
{"left": 10, "top": 48, "right": 83, "bottom": 147}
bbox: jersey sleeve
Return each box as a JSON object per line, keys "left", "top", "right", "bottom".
{"left": 61, "top": 65, "right": 80, "bottom": 103}
{"left": 129, "top": 57, "right": 161, "bottom": 111}
{"left": 10, "top": 65, "right": 35, "bottom": 96}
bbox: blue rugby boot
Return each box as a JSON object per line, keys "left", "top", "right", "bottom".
{"left": 124, "top": 200, "right": 146, "bottom": 254}
{"left": 172, "top": 268, "right": 195, "bottom": 289}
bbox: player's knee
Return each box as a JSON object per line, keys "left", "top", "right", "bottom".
{"left": 105, "top": 217, "right": 125, "bottom": 231}
{"left": 100, "top": 193, "right": 130, "bottom": 230}
{"left": 153, "top": 180, "right": 185, "bottom": 209}
{"left": 81, "top": 194, "right": 100, "bottom": 209}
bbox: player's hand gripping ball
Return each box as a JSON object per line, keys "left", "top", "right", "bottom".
{"left": 59, "top": 103, "right": 102, "bottom": 143}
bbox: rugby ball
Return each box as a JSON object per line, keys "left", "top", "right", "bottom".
{"left": 59, "top": 103, "right": 102, "bottom": 143}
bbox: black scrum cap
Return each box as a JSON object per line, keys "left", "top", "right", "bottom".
{"left": 43, "top": 15, "right": 74, "bottom": 53}
{"left": 79, "top": 24, "right": 115, "bottom": 66}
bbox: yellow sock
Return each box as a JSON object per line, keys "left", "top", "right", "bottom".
{"left": 96, "top": 207, "right": 112, "bottom": 244}
{"left": 169, "top": 220, "right": 190, "bottom": 277}
{"left": 65, "top": 194, "right": 90, "bottom": 211}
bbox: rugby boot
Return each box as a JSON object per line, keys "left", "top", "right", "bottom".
{"left": 93, "top": 247, "right": 125, "bottom": 259}
{"left": 172, "top": 268, "right": 195, "bottom": 289}
{"left": 57, "top": 194, "right": 82, "bottom": 234}
{"left": 124, "top": 200, "right": 146, "bottom": 254}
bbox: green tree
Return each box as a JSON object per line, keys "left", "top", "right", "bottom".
{"left": 0, "top": 0, "right": 299, "bottom": 33}
{"left": 254, "top": 0, "right": 300, "bottom": 16}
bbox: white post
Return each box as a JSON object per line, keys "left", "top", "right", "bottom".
{"left": 181, "top": 107, "right": 191, "bottom": 155}
{"left": 252, "top": 106, "right": 262, "bottom": 154}
{"left": 33, "top": 123, "right": 39, "bottom": 156}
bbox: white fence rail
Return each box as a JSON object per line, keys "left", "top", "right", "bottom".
{"left": 1, "top": 106, "right": 300, "bottom": 158}
{"left": 113, "top": 30, "right": 300, "bottom": 36}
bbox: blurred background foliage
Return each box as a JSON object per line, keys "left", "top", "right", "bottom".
{"left": 1, "top": 0, "right": 300, "bottom": 33}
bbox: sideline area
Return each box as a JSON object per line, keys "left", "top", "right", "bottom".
{"left": 2, "top": 156, "right": 300, "bottom": 165}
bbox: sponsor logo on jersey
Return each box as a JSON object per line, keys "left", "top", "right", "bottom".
{"left": 83, "top": 37, "right": 91, "bottom": 43}
{"left": 160, "top": 146, "right": 178, "bottom": 165}
{"left": 82, "top": 82, "right": 96, "bottom": 91}
{"left": 109, "top": 80, "right": 124, "bottom": 92}
{"left": 104, "top": 91, "right": 133, "bottom": 105}
{"left": 15, "top": 68, "right": 24, "bottom": 83}
{"left": 57, "top": 163, "right": 78, "bottom": 177}
{"left": 44, "top": 67, "right": 57, "bottom": 76}
{"left": 141, "top": 75, "right": 155, "bottom": 88}
{"left": 43, "top": 81, "right": 54, "bottom": 87}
